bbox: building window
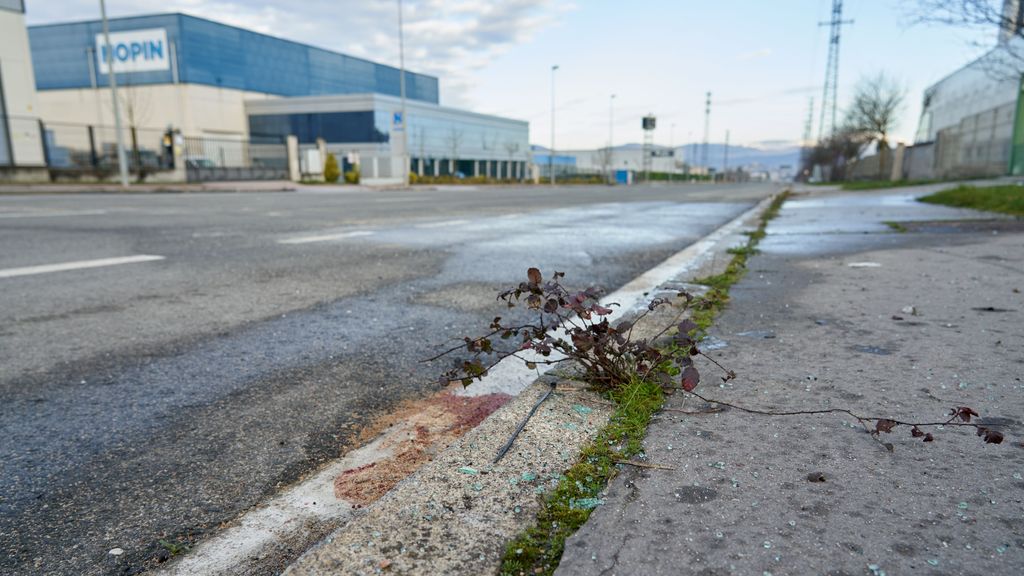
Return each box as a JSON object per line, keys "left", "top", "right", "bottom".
{"left": 248, "top": 111, "right": 388, "bottom": 144}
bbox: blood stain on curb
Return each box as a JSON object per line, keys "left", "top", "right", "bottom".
{"left": 334, "top": 391, "right": 511, "bottom": 505}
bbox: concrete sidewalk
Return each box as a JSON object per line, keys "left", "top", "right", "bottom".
{"left": 557, "top": 187, "right": 1024, "bottom": 575}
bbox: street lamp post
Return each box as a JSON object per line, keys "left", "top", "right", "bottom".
{"left": 99, "top": 0, "right": 129, "bottom": 187}
{"left": 550, "top": 64, "right": 558, "bottom": 186}
{"left": 609, "top": 93, "right": 615, "bottom": 184}
{"left": 670, "top": 123, "right": 676, "bottom": 182}
{"left": 397, "top": 0, "right": 409, "bottom": 186}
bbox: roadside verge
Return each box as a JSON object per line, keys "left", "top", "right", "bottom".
{"left": 280, "top": 194, "right": 781, "bottom": 575}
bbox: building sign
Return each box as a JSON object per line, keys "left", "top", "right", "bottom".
{"left": 96, "top": 28, "right": 169, "bottom": 74}
{"left": 393, "top": 111, "right": 404, "bottom": 129}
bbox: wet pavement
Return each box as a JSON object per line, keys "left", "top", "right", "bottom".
{"left": 0, "top": 183, "right": 774, "bottom": 575}
{"left": 557, "top": 185, "right": 1024, "bottom": 576}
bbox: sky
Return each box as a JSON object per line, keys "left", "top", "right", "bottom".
{"left": 24, "top": 0, "right": 995, "bottom": 150}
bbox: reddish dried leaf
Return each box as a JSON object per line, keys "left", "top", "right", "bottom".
{"left": 923, "top": 433, "right": 934, "bottom": 442}
{"left": 592, "top": 304, "right": 614, "bottom": 316}
{"left": 681, "top": 366, "right": 700, "bottom": 392}
{"left": 875, "top": 419, "right": 897, "bottom": 434}
{"left": 527, "top": 267, "right": 542, "bottom": 285}
{"left": 910, "top": 426, "right": 925, "bottom": 438}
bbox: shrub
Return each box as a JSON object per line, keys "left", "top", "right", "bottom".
{"left": 323, "top": 153, "right": 340, "bottom": 183}
{"left": 343, "top": 167, "right": 360, "bottom": 184}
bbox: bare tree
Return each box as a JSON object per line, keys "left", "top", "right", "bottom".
{"left": 845, "top": 72, "right": 906, "bottom": 177}
{"left": 594, "top": 146, "right": 613, "bottom": 179}
{"left": 909, "top": 0, "right": 1024, "bottom": 78}
{"left": 504, "top": 141, "right": 520, "bottom": 180}
{"left": 445, "top": 128, "right": 463, "bottom": 175}
{"left": 801, "top": 124, "right": 870, "bottom": 182}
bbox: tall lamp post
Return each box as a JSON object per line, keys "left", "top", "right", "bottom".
{"left": 397, "top": 0, "right": 409, "bottom": 186}
{"left": 550, "top": 64, "right": 558, "bottom": 185}
{"left": 608, "top": 93, "right": 616, "bottom": 184}
{"left": 670, "top": 122, "right": 676, "bottom": 182}
{"left": 99, "top": 0, "right": 129, "bottom": 187}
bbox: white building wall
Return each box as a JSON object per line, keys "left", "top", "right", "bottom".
{"left": 35, "top": 84, "right": 278, "bottom": 136}
{"left": 0, "top": 7, "right": 45, "bottom": 165}
{"left": 563, "top": 147, "right": 681, "bottom": 173}
{"left": 916, "top": 39, "right": 1023, "bottom": 143}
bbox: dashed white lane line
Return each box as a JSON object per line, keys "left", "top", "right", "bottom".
{"left": 278, "top": 230, "right": 374, "bottom": 244}
{"left": 0, "top": 255, "right": 166, "bottom": 279}
{"left": 414, "top": 219, "right": 469, "bottom": 229}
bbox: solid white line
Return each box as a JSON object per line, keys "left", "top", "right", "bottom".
{"left": 0, "top": 255, "right": 165, "bottom": 279}
{"left": 414, "top": 219, "right": 469, "bottom": 229}
{"left": 278, "top": 231, "right": 374, "bottom": 244}
{"left": 0, "top": 209, "right": 108, "bottom": 219}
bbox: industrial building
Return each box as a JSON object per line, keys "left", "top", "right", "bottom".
{"left": 2, "top": 7, "right": 529, "bottom": 183}
{"left": 0, "top": 0, "right": 46, "bottom": 173}
{"left": 907, "top": 0, "right": 1024, "bottom": 179}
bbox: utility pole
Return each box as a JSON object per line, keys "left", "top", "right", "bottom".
{"left": 701, "top": 92, "right": 711, "bottom": 176}
{"left": 798, "top": 95, "right": 815, "bottom": 179}
{"left": 608, "top": 93, "right": 616, "bottom": 183}
{"left": 550, "top": 64, "right": 558, "bottom": 185}
{"left": 818, "top": 0, "right": 853, "bottom": 141}
{"left": 99, "top": 0, "right": 129, "bottom": 187}
{"left": 722, "top": 130, "right": 730, "bottom": 182}
{"left": 397, "top": 0, "right": 409, "bottom": 186}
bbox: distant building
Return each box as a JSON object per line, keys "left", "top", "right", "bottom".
{"left": 0, "top": 0, "right": 46, "bottom": 172}
{"left": 912, "top": 0, "right": 1024, "bottom": 177}
{"left": 15, "top": 10, "right": 529, "bottom": 183}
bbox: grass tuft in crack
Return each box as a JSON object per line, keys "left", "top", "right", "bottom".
{"left": 499, "top": 377, "right": 663, "bottom": 576}
{"left": 689, "top": 191, "right": 790, "bottom": 331}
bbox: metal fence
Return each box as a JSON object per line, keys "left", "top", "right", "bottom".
{"left": 39, "top": 120, "right": 173, "bottom": 179}
{"left": 182, "top": 135, "right": 288, "bottom": 182}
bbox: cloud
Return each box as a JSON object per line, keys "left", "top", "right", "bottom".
{"left": 24, "top": 0, "right": 565, "bottom": 107}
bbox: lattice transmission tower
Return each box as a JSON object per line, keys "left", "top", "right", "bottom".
{"left": 817, "top": 0, "right": 853, "bottom": 141}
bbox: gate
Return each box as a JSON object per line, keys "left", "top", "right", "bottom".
{"left": 184, "top": 135, "right": 288, "bottom": 182}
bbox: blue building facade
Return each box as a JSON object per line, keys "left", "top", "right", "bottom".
{"left": 28, "top": 13, "right": 439, "bottom": 103}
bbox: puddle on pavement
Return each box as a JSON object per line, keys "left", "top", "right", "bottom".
{"left": 762, "top": 192, "right": 1015, "bottom": 257}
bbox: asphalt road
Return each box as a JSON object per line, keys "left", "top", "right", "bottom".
{"left": 0, "top": 182, "right": 777, "bottom": 575}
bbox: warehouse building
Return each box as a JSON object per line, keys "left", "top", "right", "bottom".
{"left": 0, "top": 0, "right": 46, "bottom": 175}
{"left": 10, "top": 9, "right": 529, "bottom": 183}
{"left": 907, "top": 0, "right": 1024, "bottom": 179}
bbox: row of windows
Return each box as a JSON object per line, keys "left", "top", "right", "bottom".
{"left": 249, "top": 109, "right": 530, "bottom": 160}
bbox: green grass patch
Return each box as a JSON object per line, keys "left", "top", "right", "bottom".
{"left": 918, "top": 184, "right": 1024, "bottom": 217}
{"left": 883, "top": 221, "right": 908, "bottom": 233}
{"left": 690, "top": 190, "right": 790, "bottom": 322}
{"left": 499, "top": 378, "right": 664, "bottom": 576}
{"left": 840, "top": 179, "right": 937, "bottom": 191}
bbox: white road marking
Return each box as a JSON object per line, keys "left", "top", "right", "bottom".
{"left": 278, "top": 231, "right": 374, "bottom": 244}
{"left": 0, "top": 209, "right": 107, "bottom": 219}
{"left": 0, "top": 255, "right": 165, "bottom": 279}
{"left": 373, "top": 196, "right": 431, "bottom": 203}
{"left": 415, "top": 219, "right": 469, "bottom": 229}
